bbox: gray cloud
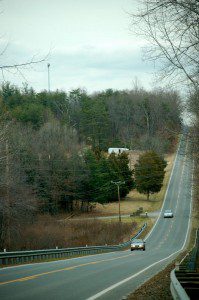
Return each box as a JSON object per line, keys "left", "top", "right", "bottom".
{"left": 0, "top": 41, "right": 155, "bottom": 92}
{"left": 0, "top": 0, "right": 156, "bottom": 92}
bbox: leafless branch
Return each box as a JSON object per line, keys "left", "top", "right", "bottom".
{"left": 0, "top": 56, "right": 46, "bottom": 69}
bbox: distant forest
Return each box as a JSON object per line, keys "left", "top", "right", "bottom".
{"left": 0, "top": 84, "right": 182, "bottom": 150}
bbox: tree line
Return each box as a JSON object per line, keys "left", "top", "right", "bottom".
{"left": 0, "top": 83, "right": 182, "bottom": 151}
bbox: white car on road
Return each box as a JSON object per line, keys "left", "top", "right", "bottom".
{"left": 163, "top": 209, "right": 173, "bottom": 218}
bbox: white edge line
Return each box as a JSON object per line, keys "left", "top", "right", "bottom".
{"left": 87, "top": 139, "right": 194, "bottom": 300}
{"left": 180, "top": 158, "right": 194, "bottom": 253}
{"left": 145, "top": 137, "right": 182, "bottom": 240}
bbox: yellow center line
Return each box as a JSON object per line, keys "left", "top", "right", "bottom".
{"left": 0, "top": 253, "right": 133, "bottom": 286}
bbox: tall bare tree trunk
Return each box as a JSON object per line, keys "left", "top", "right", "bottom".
{"left": 147, "top": 191, "right": 150, "bottom": 201}
{"left": 1, "top": 140, "right": 10, "bottom": 250}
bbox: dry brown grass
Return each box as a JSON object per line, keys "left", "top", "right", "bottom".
{"left": 10, "top": 215, "right": 138, "bottom": 251}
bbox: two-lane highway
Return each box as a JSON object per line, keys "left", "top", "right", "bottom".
{"left": 0, "top": 137, "right": 193, "bottom": 300}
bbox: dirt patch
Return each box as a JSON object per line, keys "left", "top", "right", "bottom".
{"left": 128, "top": 150, "right": 144, "bottom": 169}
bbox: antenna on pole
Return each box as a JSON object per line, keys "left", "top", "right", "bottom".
{"left": 47, "top": 63, "right": 50, "bottom": 92}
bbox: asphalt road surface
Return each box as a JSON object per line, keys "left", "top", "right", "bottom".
{"left": 0, "top": 137, "right": 193, "bottom": 300}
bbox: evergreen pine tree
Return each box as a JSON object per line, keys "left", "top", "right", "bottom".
{"left": 134, "top": 151, "right": 167, "bottom": 200}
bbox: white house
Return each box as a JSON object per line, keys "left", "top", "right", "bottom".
{"left": 108, "top": 147, "right": 129, "bottom": 155}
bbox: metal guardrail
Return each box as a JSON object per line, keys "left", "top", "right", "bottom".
{"left": 170, "top": 228, "right": 199, "bottom": 300}
{"left": 170, "top": 269, "right": 190, "bottom": 300}
{"left": 0, "top": 223, "right": 147, "bottom": 266}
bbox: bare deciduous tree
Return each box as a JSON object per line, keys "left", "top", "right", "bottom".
{"left": 0, "top": 132, "right": 37, "bottom": 250}
{"left": 132, "top": 0, "right": 199, "bottom": 88}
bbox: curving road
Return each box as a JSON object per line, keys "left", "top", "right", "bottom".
{"left": 0, "top": 137, "right": 193, "bottom": 300}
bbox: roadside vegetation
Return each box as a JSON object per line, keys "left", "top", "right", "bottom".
{"left": 9, "top": 215, "right": 137, "bottom": 251}
{"left": 1, "top": 149, "right": 174, "bottom": 251}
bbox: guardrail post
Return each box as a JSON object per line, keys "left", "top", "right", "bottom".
{"left": 170, "top": 228, "right": 199, "bottom": 299}
{"left": 175, "top": 262, "right": 180, "bottom": 271}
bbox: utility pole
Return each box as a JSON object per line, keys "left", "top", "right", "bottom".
{"left": 47, "top": 63, "right": 50, "bottom": 92}
{"left": 111, "top": 181, "right": 125, "bottom": 222}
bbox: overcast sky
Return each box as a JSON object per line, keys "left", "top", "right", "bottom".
{"left": 0, "top": 0, "right": 156, "bottom": 93}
